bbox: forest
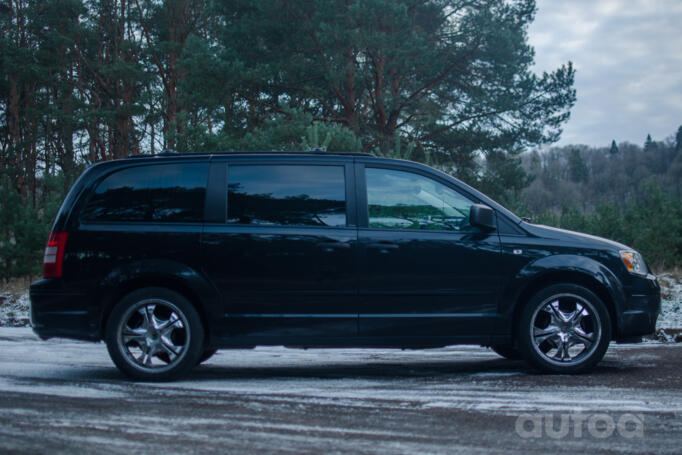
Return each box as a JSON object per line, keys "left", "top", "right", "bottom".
{"left": 516, "top": 131, "right": 682, "bottom": 270}
{"left": 0, "top": 0, "right": 679, "bottom": 279}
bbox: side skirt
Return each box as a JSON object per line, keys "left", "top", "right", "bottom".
{"left": 209, "top": 334, "right": 512, "bottom": 350}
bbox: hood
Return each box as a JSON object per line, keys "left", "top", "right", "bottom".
{"left": 521, "top": 222, "right": 631, "bottom": 252}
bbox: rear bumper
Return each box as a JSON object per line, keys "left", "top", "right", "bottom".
{"left": 30, "top": 279, "right": 100, "bottom": 342}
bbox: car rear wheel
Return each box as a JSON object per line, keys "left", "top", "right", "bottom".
{"left": 105, "top": 287, "right": 204, "bottom": 381}
{"left": 517, "top": 283, "right": 611, "bottom": 374}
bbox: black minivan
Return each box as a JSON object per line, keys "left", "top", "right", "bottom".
{"left": 30, "top": 151, "right": 661, "bottom": 380}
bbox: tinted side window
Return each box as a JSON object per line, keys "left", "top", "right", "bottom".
{"left": 227, "top": 165, "right": 346, "bottom": 227}
{"left": 366, "top": 167, "right": 476, "bottom": 231}
{"left": 81, "top": 163, "right": 208, "bottom": 222}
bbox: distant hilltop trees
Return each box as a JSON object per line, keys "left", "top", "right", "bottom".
{"left": 518, "top": 128, "right": 682, "bottom": 269}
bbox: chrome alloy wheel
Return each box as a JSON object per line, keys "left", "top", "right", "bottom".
{"left": 530, "top": 293, "right": 602, "bottom": 366}
{"left": 116, "top": 299, "right": 190, "bottom": 372}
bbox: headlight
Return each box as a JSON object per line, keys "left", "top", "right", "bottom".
{"left": 619, "top": 250, "right": 647, "bottom": 275}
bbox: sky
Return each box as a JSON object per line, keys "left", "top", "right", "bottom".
{"left": 527, "top": 0, "right": 682, "bottom": 147}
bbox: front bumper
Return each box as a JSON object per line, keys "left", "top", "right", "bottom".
{"left": 30, "top": 279, "right": 100, "bottom": 341}
{"left": 615, "top": 276, "right": 661, "bottom": 340}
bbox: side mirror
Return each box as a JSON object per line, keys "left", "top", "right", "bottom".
{"left": 470, "top": 204, "right": 496, "bottom": 231}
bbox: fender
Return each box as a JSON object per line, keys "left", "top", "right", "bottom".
{"left": 94, "top": 258, "right": 223, "bottom": 339}
{"left": 501, "top": 254, "right": 627, "bottom": 321}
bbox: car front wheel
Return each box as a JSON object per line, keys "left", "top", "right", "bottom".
{"left": 517, "top": 283, "right": 611, "bottom": 374}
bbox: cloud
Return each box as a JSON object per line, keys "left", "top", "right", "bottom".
{"left": 528, "top": 0, "right": 682, "bottom": 146}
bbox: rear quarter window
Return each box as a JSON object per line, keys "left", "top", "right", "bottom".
{"left": 80, "top": 163, "right": 208, "bottom": 222}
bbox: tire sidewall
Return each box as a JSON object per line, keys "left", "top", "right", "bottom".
{"left": 517, "top": 283, "right": 612, "bottom": 374}
{"left": 105, "top": 287, "right": 204, "bottom": 381}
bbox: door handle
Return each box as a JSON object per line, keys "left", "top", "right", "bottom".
{"left": 319, "top": 241, "right": 352, "bottom": 251}
{"left": 366, "top": 242, "right": 399, "bottom": 253}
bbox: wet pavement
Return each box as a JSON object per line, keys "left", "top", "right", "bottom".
{"left": 0, "top": 328, "right": 680, "bottom": 454}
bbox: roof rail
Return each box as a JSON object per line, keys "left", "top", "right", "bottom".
{"left": 128, "top": 150, "right": 376, "bottom": 159}
{"left": 303, "top": 148, "right": 376, "bottom": 157}
{"left": 160, "top": 150, "right": 373, "bottom": 157}
{"left": 127, "top": 149, "right": 177, "bottom": 159}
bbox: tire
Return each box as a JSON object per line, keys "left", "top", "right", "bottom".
{"left": 197, "top": 349, "right": 218, "bottom": 365}
{"left": 105, "top": 287, "right": 204, "bottom": 381}
{"left": 517, "top": 283, "right": 611, "bottom": 374}
{"left": 491, "top": 343, "right": 522, "bottom": 360}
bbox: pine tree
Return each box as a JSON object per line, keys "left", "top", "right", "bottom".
{"left": 135, "top": 0, "right": 209, "bottom": 152}
{"left": 675, "top": 125, "right": 682, "bottom": 152}
{"left": 609, "top": 140, "right": 619, "bottom": 155}
{"left": 568, "top": 149, "right": 589, "bottom": 183}
{"left": 205, "top": 0, "right": 575, "bottom": 201}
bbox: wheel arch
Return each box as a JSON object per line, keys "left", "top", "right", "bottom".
{"left": 506, "top": 257, "right": 626, "bottom": 344}
{"left": 97, "top": 261, "right": 220, "bottom": 347}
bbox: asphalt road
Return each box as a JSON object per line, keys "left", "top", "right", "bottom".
{"left": 0, "top": 327, "right": 680, "bottom": 454}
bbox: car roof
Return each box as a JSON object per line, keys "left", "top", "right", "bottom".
{"left": 110, "top": 150, "right": 434, "bottom": 173}
{"left": 89, "top": 150, "right": 409, "bottom": 173}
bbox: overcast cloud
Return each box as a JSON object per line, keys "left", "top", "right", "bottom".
{"left": 527, "top": 0, "right": 682, "bottom": 147}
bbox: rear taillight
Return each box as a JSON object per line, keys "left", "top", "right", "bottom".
{"left": 43, "top": 232, "right": 68, "bottom": 278}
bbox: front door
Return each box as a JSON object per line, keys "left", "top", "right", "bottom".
{"left": 357, "top": 165, "right": 502, "bottom": 337}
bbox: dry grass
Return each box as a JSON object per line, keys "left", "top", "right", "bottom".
{"left": 657, "top": 268, "right": 682, "bottom": 301}
{"left": 0, "top": 277, "right": 34, "bottom": 296}
{"left": 653, "top": 266, "right": 682, "bottom": 279}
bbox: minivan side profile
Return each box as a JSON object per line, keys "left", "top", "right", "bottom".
{"left": 30, "top": 151, "right": 661, "bottom": 380}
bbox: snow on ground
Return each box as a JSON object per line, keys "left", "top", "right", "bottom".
{"left": 1, "top": 326, "right": 682, "bottom": 453}
{"left": 0, "top": 292, "right": 29, "bottom": 327}
{"left": 0, "top": 326, "right": 681, "bottom": 415}
{"left": 657, "top": 273, "right": 682, "bottom": 329}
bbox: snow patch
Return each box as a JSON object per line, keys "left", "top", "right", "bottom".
{"left": 0, "top": 292, "right": 29, "bottom": 327}
{"left": 657, "top": 273, "right": 682, "bottom": 329}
